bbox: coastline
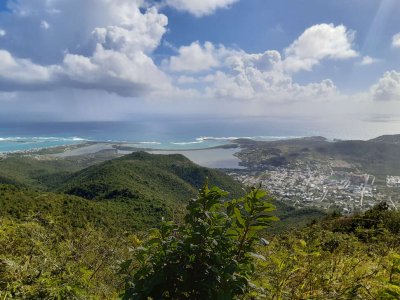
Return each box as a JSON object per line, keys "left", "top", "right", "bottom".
{"left": 0, "top": 140, "right": 245, "bottom": 169}
{"left": 0, "top": 133, "right": 301, "bottom": 155}
{"left": 147, "top": 148, "right": 244, "bottom": 169}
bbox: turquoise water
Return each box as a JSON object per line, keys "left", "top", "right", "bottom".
{"left": 0, "top": 117, "right": 304, "bottom": 153}
{"left": 0, "top": 136, "right": 86, "bottom": 153}
{"left": 1, "top": 114, "right": 399, "bottom": 153}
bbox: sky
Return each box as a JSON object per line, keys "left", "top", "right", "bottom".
{"left": 0, "top": 0, "right": 400, "bottom": 122}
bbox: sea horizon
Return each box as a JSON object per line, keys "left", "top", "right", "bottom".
{"left": 2, "top": 116, "right": 400, "bottom": 153}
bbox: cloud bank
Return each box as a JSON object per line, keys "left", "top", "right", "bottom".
{"left": 166, "top": 24, "right": 358, "bottom": 102}
{"left": 0, "top": 0, "right": 398, "bottom": 113}
{"left": 0, "top": 0, "right": 170, "bottom": 96}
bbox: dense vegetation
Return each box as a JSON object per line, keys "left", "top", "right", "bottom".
{"left": 59, "top": 152, "right": 244, "bottom": 202}
{"left": 255, "top": 204, "right": 400, "bottom": 299}
{"left": 1, "top": 183, "right": 399, "bottom": 299}
{"left": 0, "top": 152, "right": 245, "bottom": 230}
{"left": 0, "top": 152, "right": 399, "bottom": 299}
{"left": 122, "top": 183, "right": 277, "bottom": 299}
{"left": 0, "top": 152, "right": 324, "bottom": 231}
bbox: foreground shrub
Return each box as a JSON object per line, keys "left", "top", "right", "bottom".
{"left": 122, "top": 182, "right": 277, "bottom": 299}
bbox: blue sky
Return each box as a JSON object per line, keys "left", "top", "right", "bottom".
{"left": 0, "top": 0, "right": 400, "bottom": 121}
{"left": 159, "top": 0, "right": 400, "bottom": 91}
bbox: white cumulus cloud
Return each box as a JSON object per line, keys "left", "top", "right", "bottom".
{"left": 0, "top": 3, "right": 376, "bottom": 106}
{"left": 40, "top": 20, "right": 50, "bottom": 30}
{"left": 167, "top": 24, "right": 356, "bottom": 102}
{"left": 62, "top": 44, "right": 170, "bottom": 96}
{"left": 0, "top": 49, "right": 57, "bottom": 90}
{"left": 203, "top": 50, "right": 337, "bottom": 102}
{"left": 360, "top": 56, "right": 379, "bottom": 66}
{"left": 0, "top": 0, "right": 170, "bottom": 97}
{"left": 0, "top": 45, "right": 170, "bottom": 97}
{"left": 371, "top": 70, "right": 400, "bottom": 101}
{"left": 168, "top": 45, "right": 338, "bottom": 102}
{"left": 165, "top": 0, "right": 239, "bottom": 17}
{"left": 283, "top": 23, "right": 358, "bottom": 73}
{"left": 167, "top": 41, "right": 235, "bottom": 73}
{"left": 392, "top": 33, "right": 400, "bottom": 48}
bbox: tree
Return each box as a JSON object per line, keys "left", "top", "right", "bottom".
{"left": 122, "top": 182, "right": 277, "bottom": 299}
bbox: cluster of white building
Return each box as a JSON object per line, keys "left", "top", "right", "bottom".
{"left": 230, "top": 166, "right": 398, "bottom": 214}
{"left": 386, "top": 176, "right": 400, "bottom": 187}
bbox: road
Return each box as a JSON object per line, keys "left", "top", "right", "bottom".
{"left": 389, "top": 196, "right": 398, "bottom": 210}
{"left": 360, "top": 174, "right": 370, "bottom": 208}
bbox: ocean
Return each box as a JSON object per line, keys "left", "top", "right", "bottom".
{"left": 1, "top": 115, "right": 400, "bottom": 153}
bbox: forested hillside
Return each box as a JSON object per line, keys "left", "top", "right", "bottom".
{"left": 0, "top": 152, "right": 398, "bottom": 299}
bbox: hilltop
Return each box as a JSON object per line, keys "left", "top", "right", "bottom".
{"left": 0, "top": 152, "right": 245, "bottom": 231}
{"left": 369, "top": 134, "right": 400, "bottom": 144}
{"left": 0, "top": 150, "right": 324, "bottom": 232}
{"left": 234, "top": 135, "right": 400, "bottom": 175}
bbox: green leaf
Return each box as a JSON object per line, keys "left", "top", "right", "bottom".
{"left": 234, "top": 207, "right": 246, "bottom": 228}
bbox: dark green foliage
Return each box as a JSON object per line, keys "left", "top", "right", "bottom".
{"left": 0, "top": 184, "right": 169, "bottom": 232}
{"left": 0, "top": 152, "right": 245, "bottom": 231}
{"left": 0, "top": 217, "right": 131, "bottom": 299}
{"left": 324, "top": 202, "right": 400, "bottom": 244}
{"left": 0, "top": 156, "right": 86, "bottom": 189}
{"left": 253, "top": 206, "right": 400, "bottom": 299}
{"left": 0, "top": 175, "right": 19, "bottom": 186}
{"left": 55, "top": 152, "right": 245, "bottom": 228}
{"left": 122, "top": 183, "right": 277, "bottom": 299}
{"left": 0, "top": 179, "right": 399, "bottom": 299}
{"left": 0, "top": 151, "right": 399, "bottom": 299}
{"left": 59, "top": 152, "right": 244, "bottom": 201}
{"left": 268, "top": 200, "right": 326, "bottom": 233}
{"left": 0, "top": 152, "right": 323, "bottom": 233}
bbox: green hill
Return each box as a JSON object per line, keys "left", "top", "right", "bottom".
{"left": 0, "top": 150, "right": 398, "bottom": 299}
{"left": 315, "top": 140, "right": 400, "bottom": 175}
{"left": 0, "top": 154, "right": 104, "bottom": 189}
{"left": 0, "top": 152, "right": 246, "bottom": 232}
{"left": 0, "top": 151, "right": 323, "bottom": 232}
{"left": 59, "top": 151, "right": 244, "bottom": 202}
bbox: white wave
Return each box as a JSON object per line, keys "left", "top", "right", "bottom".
{"left": 169, "top": 135, "right": 302, "bottom": 147}
{"left": 195, "top": 136, "right": 244, "bottom": 142}
{"left": 71, "top": 137, "right": 87, "bottom": 141}
{"left": 196, "top": 135, "right": 301, "bottom": 142}
{"left": 171, "top": 141, "right": 205, "bottom": 145}
{"left": 0, "top": 136, "right": 88, "bottom": 143}
{"left": 256, "top": 135, "right": 302, "bottom": 140}
{"left": 136, "top": 141, "right": 162, "bottom": 145}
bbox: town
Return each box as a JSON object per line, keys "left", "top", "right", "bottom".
{"left": 229, "top": 163, "right": 400, "bottom": 215}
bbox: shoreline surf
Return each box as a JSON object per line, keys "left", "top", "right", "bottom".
{"left": 0, "top": 135, "right": 302, "bottom": 154}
